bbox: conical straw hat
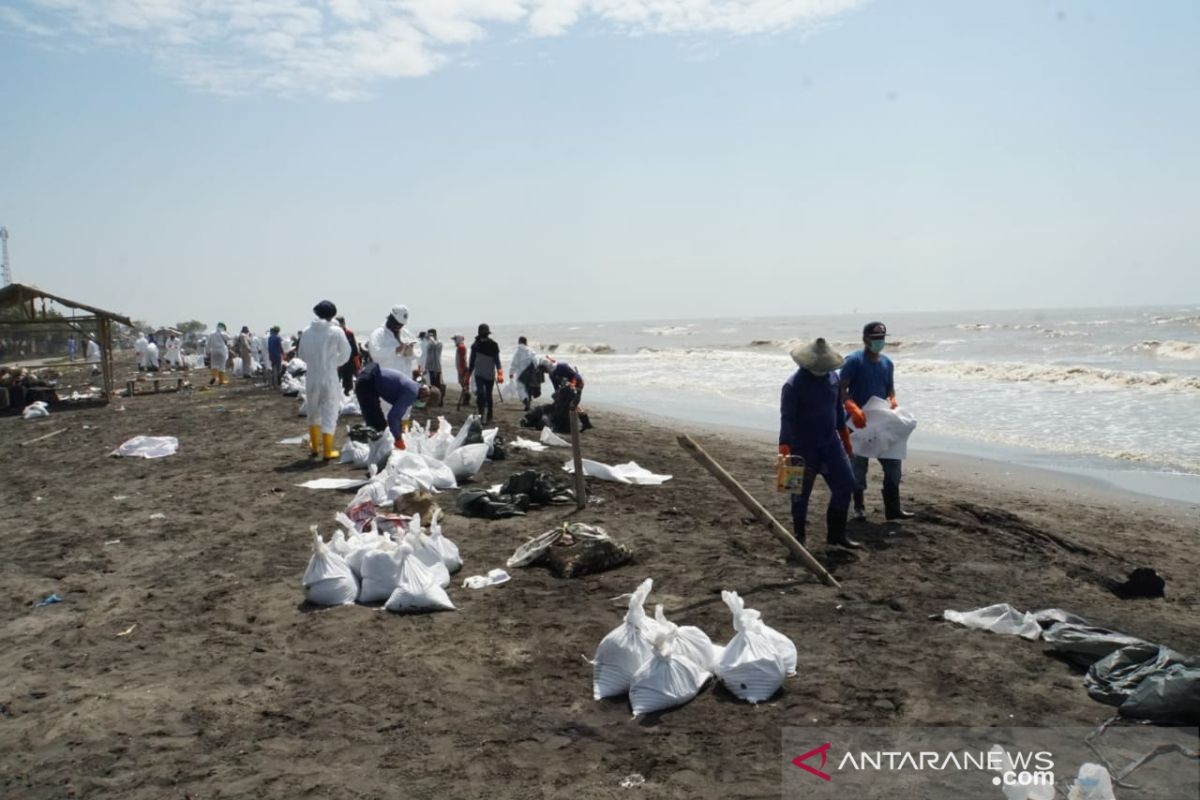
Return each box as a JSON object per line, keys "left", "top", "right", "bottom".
{"left": 789, "top": 337, "right": 844, "bottom": 373}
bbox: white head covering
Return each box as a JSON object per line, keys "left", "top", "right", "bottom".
{"left": 390, "top": 304, "right": 409, "bottom": 325}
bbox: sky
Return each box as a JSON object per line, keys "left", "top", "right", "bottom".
{"left": 1, "top": 0, "right": 1198, "bottom": 333}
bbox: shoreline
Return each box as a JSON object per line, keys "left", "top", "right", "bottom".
{"left": 587, "top": 399, "right": 1200, "bottom": 514}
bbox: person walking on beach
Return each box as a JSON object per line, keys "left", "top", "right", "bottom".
{"left": 510, "top": 336, "right": 539, "bottom": 411}
{"left": 236, "top": 326, "right": 254, "bottom": 378}
{"left": 780, "top": 338, "right": 860, "bottom": 549}
{"left": 206, "top": 322, "right": 230, "bottom": 385}
{"left": 85, "top": 334, "right": 101, "bottom": 374}
{"left": 298, "top": 300, "right": 352, "bottom": 460}
{"left": 266, "top": 326, "right": 284, "bottom": 389}
{"left": 468, "top": 324, "right": 501, "bottom": 423}
{"left": 336, "top": 316, "right": 362, "bottom": 396}
{"left": 423, "top": 329, "right": 446, "bottom": 406}
{"left": 840, "top": 321, "right": 914, "bottom": 521}
{"left": 134, "top": 332, "right": 148, "bottom": 372}
{"left": 355, "top": 363, "right": 431, "bottom": 448}
{"left": 453, "top": 334, "right": 470, "bottom": 408}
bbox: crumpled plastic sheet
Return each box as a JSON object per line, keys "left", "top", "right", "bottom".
{"left": 943, "top": 603, "right": 1042, "bottom": 641}
{"left": 111, "top": 436, "right": 179, "bottom": 459}
{"left": 563, "top": 459, "right": 672, "bottom": 485}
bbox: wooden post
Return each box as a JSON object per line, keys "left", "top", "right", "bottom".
{"left": 569, "top": 408, "right": 587, "bottom": 510}
{"left": 676, "top": 434, "right": 840, "bottom": 589}
{"left": 21, "top": 427, "right": 68, "bottom": 447}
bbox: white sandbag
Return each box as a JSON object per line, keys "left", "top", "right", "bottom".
{"left": 383, "top": 544, "right": 456, "bottom": 612}
{"left": 385, "top": 451, "right": 457, "bottom": 493}
{"left": 447, "top": 414, "right": 481, "bottom": 454}
{"left": 943, "top": 603, "right": 1042, "bottom": 641}
{"left": 286, "top": 358, "right": 307, "bottom": 376}
{"left": 358, "top": 547, "right": 402, "bottom": 603}
{"left": 592, "top": 578, "right": 660, "bottom": 700}
{"left": 428, "top": 509, "right": 463, "bottom": 573}
{"left": 511, "top": 437, "right": 548, "bottom": 452}
{"left": 654, "top": 605, "right": 718, "bottom": 673}
{"left": 302, "top": 527, "right": 359, "bottom": 606}
{"left": 280, "top": 373, "right": 303, "bottom": 396}
{"left": 111, "top": 435, "right": 179, "bottom": 459}
{"left": 848, "top": 395, "right": 917, "bottom": 460}
{"left": 628, "top": 628, "right": 710, "bottom": 716}
{"left": 339, "top": 439, "right": 371, "bottom": 466}
{"left": 716, "top": 590, "right": 797, "bottom": 704}
{"left": 540, "top": 427, "right": 570, "bottom": 447}
{"left": 563, "top": 459, "right": 672, "bottom": 485}
{"left": 232, "top": 357, "right": 244, "bottom": 377}
{"left": 402, "top": 519, "right": 452, "bottom": 588}
{"left": 22, "top": 401, "right": 50, "bottom": 420}
{"left": 339, "top": 393, "right": 361, "bottom": 417}
{"left": 427, "top": 417, "right": 455, "bottom": 461}
{"left": 444, "top": 443, "right": 489, "bottom": 480}
{"left": 329, "top": 527, "right": 352, "bottom": 558}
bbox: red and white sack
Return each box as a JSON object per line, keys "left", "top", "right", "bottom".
{"left": 592, "top": 578, "right": 659, "bottom": 699}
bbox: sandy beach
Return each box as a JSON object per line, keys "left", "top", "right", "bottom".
{"left": 2, "top": 359, "right": 1198, "bottom": 799}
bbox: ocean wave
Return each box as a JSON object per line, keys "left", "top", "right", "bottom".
{"left": 1130, "top": 340, "right": 1200, "bottom": 360}
{"left": 544, "top": 342, "right": 616, "bottom": 355}
{"left": 1040, "top": 328, "right": 1090, "bottom": 338}
{"left": 903, "top": 359, "right": 1200, "bottom": 392}
{"left": 1150, "top": 315, "right": 1200, "bottom": 328}
{"left": 640, "top": 325, "right": 695, "bottom": 336}
{"left": 745, "top": 338, "right": 927, "bottom": 351}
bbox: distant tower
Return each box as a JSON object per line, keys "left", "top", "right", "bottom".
{"left": 0, "top": 227, "right": 10, "bottom": 286}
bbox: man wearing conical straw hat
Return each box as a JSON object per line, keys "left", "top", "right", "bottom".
{"left": 779, "top": 338, "right": 861, "bottom": 549}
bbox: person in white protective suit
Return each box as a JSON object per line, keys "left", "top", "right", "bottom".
{"left": 206, "top": 322, "right": 231, "bottom": 386}
{"left": 133, "top": 333, "right": 148, "bottom": 372}
{"left": 298, "top": 300, "right": 352, "bottom": 460}
{"left": 367, "top": 304, "right": 422, "bottom": 378}
{"left": 142, "top": 335, "right": 160, "bottom": 372}
{"left": 85, "top": 335, "right": 101, "bottom": 374}
{"left": 509, "top": 335, "right": 539, "bottom": 411}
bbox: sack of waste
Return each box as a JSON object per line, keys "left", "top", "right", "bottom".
{"left": 628, "top": 625, "right": 710, "bottom": 716}
{"left": 456, "top": 489, "right": 529, "bottom": 519}
{"left": 383, "top": 543, "right": 456, "bottom": 612}
{"left": 444, "top": 443, "right": 489, "bottom": 480}
{"left": 357, "top": 545, "right": 402, "bottom": 603}
{"left": 716, "top": 590, "right": 797, "bottom": 704}
{"left": 402, "top": 518, "right": 451, "bottom": 589}
{"left": 593, "top": 578, "right": 659, "bottom": 699}
{"left": 427, "top": 509, "right": 462, "bottom": 574}
{"left": 286, "top": 358, "right": 307, "bottom": 376}
{"left": 653, "top": 605, "right": 717, "bottom": 673}
{"left": 23, "top": 401, "right": 50, "bottom": 419}
{"left": 943, "top": 603, "right": 1042, "bottom": 641}
{"left": 302, "top": 526, "right": 359, "bottom": 606}
{"left": 1085, "top": 643, "right": 1200, "bottom": 723}
{"left": 500, "top": 470, "right": 574, "bottom": 506}
{"left": 506, "top": 523, "right": 631, "bottom": 579}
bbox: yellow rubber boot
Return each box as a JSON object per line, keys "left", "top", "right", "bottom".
{"left": 322, "top": 432, "right": 339, "bottom": 461}
{"left": 209, "top": 368, "right": 218, "bottom": 385}
{"left": 219, "top": 371, "right": 227, "bottom": 385}
{"left": 308, "top": 425, "right": 321, "bottom": 456}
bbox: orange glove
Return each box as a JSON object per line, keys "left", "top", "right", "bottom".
{"left": 839, "top": 428, "right": 853, "bottom": 457}
{"left": 394, "top": 438, "right": 406, "bottom": 450}
{"left": 497, "top": 368, "right": 504, "bottom": 384}
{"left": 888, "top": 394, "right": 898, "bottom": 410}
{"left": 845, "top": 399, "right": 866, "bottom": 429}
{"left": 778, "top": 444, "right": 791, "bottom": 457}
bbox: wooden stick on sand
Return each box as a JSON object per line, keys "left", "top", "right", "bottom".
{"left": 570, "top": 408, "right": 587, "bottom": 510}
{"left": 677, "top": 434, "right": 841, "bottom": 589}
{"left": 21, "top": 427, "right": 68, "bottom": 447}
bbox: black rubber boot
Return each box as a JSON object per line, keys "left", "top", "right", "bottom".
{"left": 883, "top": 486, "right": 914, "bottom": 520}
{"left": 826, "top": 506, "right": 861, "bottom": 549}
{"left": 791, "top": 518, "right": 806, "bottom": 549}
{"left": 852, "top": 489, "right": 866, "bottom": 521}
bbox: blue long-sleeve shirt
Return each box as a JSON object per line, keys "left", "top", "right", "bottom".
{"left": 549, "top": 362, "right": 583, "bottom": 390}
{"left": 779, "top": 368, "right": 846, "bottom": 455}
{"left": 267, "top": 334, "right": 283, "bottom": 362}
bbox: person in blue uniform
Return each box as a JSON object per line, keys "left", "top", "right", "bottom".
{"left": 355, "top": 362, "right": 430, "bottom": 448}
{"left": 779, "top": 338, "right": 860, "bottom": 549}
{"left": 541, "top": 358, "right": 585, "bottom": 405}
{"left": 839, "top": 320, "right": 914, "bottom": 521}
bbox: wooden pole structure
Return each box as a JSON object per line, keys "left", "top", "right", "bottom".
{"left": 569, "top": 408, "right": 587, "bottom": 510}
{"left": 676, "top": 434, "right": 840, "bottom": 589}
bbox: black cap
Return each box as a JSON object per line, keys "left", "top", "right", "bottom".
{"left": 863, "top": 321, "right": 887, "bottom": 340}
{"left": 313, "top": 300, "right": 337, "bottom": 320}
{"left": 478, "top": 323, "right": 490, "bottom": 336}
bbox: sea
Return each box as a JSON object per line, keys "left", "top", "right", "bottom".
{"left": 507, "top": 306, "right": 1200, "bottom": 505}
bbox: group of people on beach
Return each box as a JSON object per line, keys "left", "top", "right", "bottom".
{"left": 780, "top": 320, "right": 914, "bottom": 550}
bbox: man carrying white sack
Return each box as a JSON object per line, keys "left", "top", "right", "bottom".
{"left": 298, "top": 300, "right": 352, "bottom": 460}
{"left": 840, "top": 320, "right": 915, "bottom": 521}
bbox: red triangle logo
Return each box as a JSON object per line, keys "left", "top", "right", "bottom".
{"left": 792, "top": 742, "right": 832, "bottom": 781}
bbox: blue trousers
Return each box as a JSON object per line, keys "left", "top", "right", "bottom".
{"left": 853, "top": 456, "right": 902, "bottom": 499}
{"left": 790, "top": 444, "right": 854, "bottom": 531}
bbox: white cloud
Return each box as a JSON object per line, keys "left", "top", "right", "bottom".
{"left": 4, "top": 0, "right": 864, "bottom": 98}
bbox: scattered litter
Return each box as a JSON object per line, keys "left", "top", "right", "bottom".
{"left": 277, "top": 436, "right": 306, "bottom": 445}
{"left": 149, "top": 513, "right": 166, "bottom": 520}
{"left": 35, "top": 594, "right": 62, "bottom": 607}
{"left": 297, "top": 477, "right": 370, "bottom": 490}
{"left": 112, "top": 495, "right": 128, "bottom": 501}
{"left": 619, "top": 774, "right": 646, "bottom": 789}
{"left": 35, "top": 497, "right": 43, "bottom": 503}
{"left": 507, "top": 523, "right": 632, "bottom": 578}
{"left": 22, "top": 401, "right": 50, "bottom": 420}
{"left": 1068, "top": 763, "right": 1115, "bottom": 800}
{"left": 563, "top": 459, "right": 672, "bottom": 485}
{"left": 462, "top": 569, "right": 511, "bottom": 589}
{"left": 943, "top": 604, "right": 1041, "bottom": 641}
{"left": 499, "top": 470, "right": 575, "bottom": 505}
{"left": 456, "top": 489, "right": 528, "bottom": 519}
{"left": 539, "top": 427, "right": 571, "bottom": 447}
{"left": 510, "top": 437, "right": 548, "bottom": 452}
{"left": 1111, "top": 567, "right": 1166, "bottom": 599}
{"left": 116, "top": 624, "right": 137, "bottom": 637}
{"left": 111, "top": 436, "right": 179, "bottom": 459}
{"left": 104, "top": 539, "right": 121, "bottom": 546}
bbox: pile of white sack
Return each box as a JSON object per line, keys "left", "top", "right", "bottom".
{"left": 302, "top": 509, "right": 462, "bottom": 613}
{"left": 340, "top": 415, "right": 496, "bottom": 484}
{"left": 296, "top": 390, "right": 361, "bottom": 418}
{"left": 592, "top": 579, "right": 797, "bottom": 715}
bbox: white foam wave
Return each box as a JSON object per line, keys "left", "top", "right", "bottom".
{"left": 546, "top": 342, "right": 615, "bottom": 355}
{"left": 1131, "top": 340, "right": 1200, "bottom": 360}
{"left": 1150, "top": 315, "right": 1200, "bottom": 327}
{"left": 640, "top": 325, "right": 695, "bottom": 337}
{"left": 902, "top": 359, "right": 1200, "bottom": 392}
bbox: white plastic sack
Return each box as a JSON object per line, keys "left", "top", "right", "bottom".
{"left": 427, "top": 417, "right": 455, "bottom": 461}
{"left": 402, "top": 521, "right": 452, "bottom": 589}
{"left": 563, "top": 459, "right": 672, "bottom": 485}
{"left": 943, "top": 604, "right": 1042, "bottom": 641}
{"left": 511, "top": 437, "right": 548, "bottom": 452}
{"left": 286, "top": 358, "right": 307, "bottom": 376}
{"left": 628, "top": 628, "right": 710, "bottom": 716}
{"left": 593, "top": 578, "right": 660, "bottom": 700}
{"left": 445, "top": 443, "right": 489, "bottom": 480}
{"left": 302, "top": 527, "right": 359, "bottom": 606}
{"left": 383, "top": 544, "right": 456, "bottom": 612}
{"left": 848, "top": 396, "right": 917, "bottom": 460}
{"left": 447, "top": 414, "right": 481, "bottom": 454}
{"left": 281, "top": 373, "right": 303, "bottom": 396}
{"left": 463, "top": 568, "right": 510, "bottom": 589}
{"left": 428, "top": 509, "right": 463, "bottom": 574}
{"left": 358, "top": 547, "right": 402, "bottom": 603}
{"left": 22, "top": 401, "right": 50, "bottom": 419}
{"left": 385, "top": 451, "right": 457, "bottom": 493}
{"left": 540, "top": 427, "right": 570, "bottom": 447}
{"left": 339, "top": 439, "right": 371, "bottom": 466}
{"left": 716, "top": 591, "right": 797, "bottom": 704}
{"left": 339, "top": 393, "right": 361, "bottom": 417}
{"left": 654, "top": 605, "right": 718, "bottom": 673}
{"left": 111, "top": 436, "right": 179, "bottom": 459}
